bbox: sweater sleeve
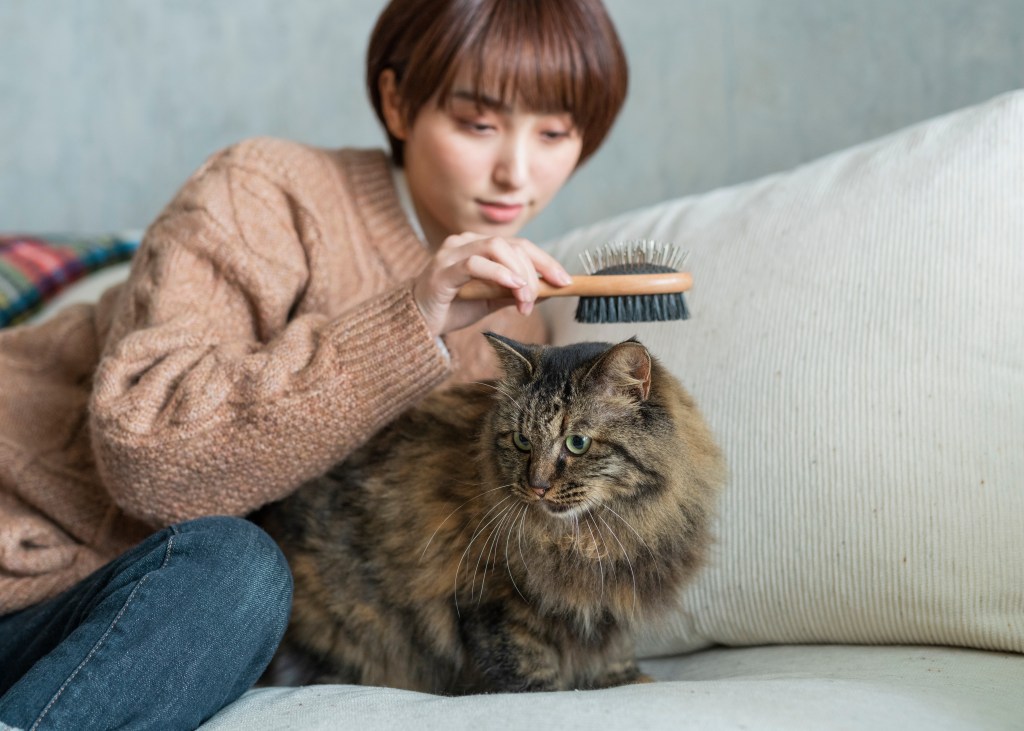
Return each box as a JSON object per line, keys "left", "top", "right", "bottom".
{"left": 89, "top": 143, "right": 450, "bottom": 527}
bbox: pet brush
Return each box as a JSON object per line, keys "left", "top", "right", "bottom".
{"left": 456, "top": 240, "right": 691, "bottom": 323}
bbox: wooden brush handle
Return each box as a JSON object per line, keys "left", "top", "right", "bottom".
{"left": 456, "top": 271, "right": 693, "bottom": 301}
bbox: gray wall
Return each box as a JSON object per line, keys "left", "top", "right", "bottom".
{"left": 2, "top": 0, "right": 1022, "bottom": 242}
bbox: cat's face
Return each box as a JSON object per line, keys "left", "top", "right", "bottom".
{"left": 484, "top": 333, "right": 670, "bottom": 519}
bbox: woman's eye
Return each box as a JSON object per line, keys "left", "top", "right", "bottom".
{"left": 565, "top": 434, "right": 592, "bottom": 455}
{"left": 541, "top": 130, "right": 570, "bottom": 141}
{"left": 459, "top": 119, "right": 495, "bottom": 133}
{"left": 512, "top": 432, "right": 532, "bottom": 452}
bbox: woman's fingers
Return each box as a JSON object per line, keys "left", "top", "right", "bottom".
{"left": 412, "top": 233, "right": 572, "bottom": 336}
{"left": 459, "top": 253, "right": 527, "bottom": 292}
{"left": 510, "top": 237, "right": 573, "bottom": 288}
{"left": 443, "top": 237, "right": 536, "bottom": 313}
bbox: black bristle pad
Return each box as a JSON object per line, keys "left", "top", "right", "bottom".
{"left": 575, "top": 293, "right": 690, "bottom": 323}
{"left": 574, "top": 261, "right": 691, "bottom": 324}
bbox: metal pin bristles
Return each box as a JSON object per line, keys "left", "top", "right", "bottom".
{"left": 578, "top": 240, "right": 688, "bottom": 275}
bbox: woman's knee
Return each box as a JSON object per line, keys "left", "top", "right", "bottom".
{"left": 169, "top": 516, "right": 293, "bottom": 641}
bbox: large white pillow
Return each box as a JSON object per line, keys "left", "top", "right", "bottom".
{"left": 545, "top": 90, "right": 1024, "bottom": 656}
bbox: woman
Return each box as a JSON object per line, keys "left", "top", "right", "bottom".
{"left": 0, "top": 0, "right": 628, "bottom": 727}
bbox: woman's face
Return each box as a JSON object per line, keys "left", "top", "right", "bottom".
{"left": 382, "top": 71, "right": 584, "bottom": 247}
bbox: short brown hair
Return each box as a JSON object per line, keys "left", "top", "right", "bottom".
{"left": 366, "top": 0, "right": 628, "bottom": 167}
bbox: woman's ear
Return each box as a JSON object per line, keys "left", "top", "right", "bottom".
{"left": 378, "top": 69, "right": 408, "bottom": 141}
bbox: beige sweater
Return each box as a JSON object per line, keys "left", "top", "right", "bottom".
{"left": 0, "top": 138, "right": 546, "bottom": 613}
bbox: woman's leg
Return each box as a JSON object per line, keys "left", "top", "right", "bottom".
{"left": 0, "top": 516, "right": 293, "bottom": 731}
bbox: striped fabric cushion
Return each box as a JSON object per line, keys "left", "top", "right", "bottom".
{"left": 0, "top": 234, "right": 138, "bottom": 327}
{"left": 546, "top": 90, "right": 1024, "bottom": 656}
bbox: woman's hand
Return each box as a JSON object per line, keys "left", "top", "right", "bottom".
{"left": 412, "top": 232, "right": 572, "bottom": 337}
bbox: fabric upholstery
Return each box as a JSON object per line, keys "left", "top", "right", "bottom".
{"left": 544, "top": 90, "right": 1024, "bottom": 655}
{"left": 200, "top": 646, "right": 1024, "bottom": 730}
{"left": 0, "top": 233, "right": 137, "bottom": 327}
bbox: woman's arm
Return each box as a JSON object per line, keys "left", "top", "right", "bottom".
{"left": 89, "top": 143, "right": 450, "bottom": 527}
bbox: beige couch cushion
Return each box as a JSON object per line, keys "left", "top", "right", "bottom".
{"left": 202, "top": 646, "right": 1024, "bottom": 730}
{"left": 544, "top": 90, "right": 1024, "bottom": 655}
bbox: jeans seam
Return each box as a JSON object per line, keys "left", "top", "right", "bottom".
{"left": 28, "top": 533, "right": 177, "bottom": 731}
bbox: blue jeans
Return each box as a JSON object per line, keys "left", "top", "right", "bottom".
{"left": 0, "top": 516, "right": 293, "bottom": 731}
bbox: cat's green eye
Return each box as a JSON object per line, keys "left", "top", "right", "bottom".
{"left": 512, "top": 432, "right": 532, "bottom": 452}
{"left": 565, "top": 434, "right": 592, "bottom": 455}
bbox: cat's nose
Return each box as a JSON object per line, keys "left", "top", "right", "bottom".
{"left": 531, "top": 479, "right": 550, "bottom": 498}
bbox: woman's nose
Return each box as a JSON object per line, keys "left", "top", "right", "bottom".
{"left": 493, "top": 136, "right": 528, "bottom": 190}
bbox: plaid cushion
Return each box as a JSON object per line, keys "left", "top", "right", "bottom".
{"left": 0, "top": 233, "right": 139, "bottom": 327}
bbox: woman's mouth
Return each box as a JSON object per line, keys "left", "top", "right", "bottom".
{"left": 477, "top": 200, "right": 525, "bottom": 224}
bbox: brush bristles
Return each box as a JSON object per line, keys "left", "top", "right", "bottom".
{"left": 579, "top": 240, "right": 688, "bottom": 275}
{"left": 575, "top": 241, "right": 691, "bottom": 324}
{"left": 575, "top": 289, "right": 691, "bottom": 323}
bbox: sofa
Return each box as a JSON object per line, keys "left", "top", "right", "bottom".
{"left": 10, "top": 90, "right": 1023, "bottom": 730}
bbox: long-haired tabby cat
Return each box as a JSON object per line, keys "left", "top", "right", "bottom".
{"left": 255, "top": 333, "right": 725, "bottom": 694}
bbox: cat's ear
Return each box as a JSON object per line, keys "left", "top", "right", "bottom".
{"left": 584, "top": 339, "right": 652, "bottom": 402}
{"left": 483, "top": 332, "right": 535, "bottom": 382}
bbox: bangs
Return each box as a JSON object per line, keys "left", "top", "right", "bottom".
{"left": 391, "top": 0, "right": 627, "bottom": 164}
{"left": 436, "top": 4, "right": 589, "bottom": 118}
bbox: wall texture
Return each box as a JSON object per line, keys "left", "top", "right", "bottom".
{"left": 1, "top": 0, "right": 1022, "bottom": 242}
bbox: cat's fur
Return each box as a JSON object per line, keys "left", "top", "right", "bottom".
{"left": 255, "top": 333, "right": 726, "bottom": 694}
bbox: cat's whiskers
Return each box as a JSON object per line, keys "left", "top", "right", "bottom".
{"left": 476, "top": 504, "right": 517, "bottom": 604}
{"left": 420, "top": 484, "right": 510, "bottom": 562}
{"left": 505, "top": 505, "right": 529, "bottom": 603}
{"left": 516, "top": 504, "right": 532, "bottom": 580}
{"left": 597, "top": 512, "right": 638, "bottom": 617}
{"left": 583, "top": 515, "right": 606, "bottom": 601}
{"left": 600, "top": 505, "right": 657, "bottom": 561}
{"left": 600, "top": 506, "right": 666, "bottom": 596}
{"left": 454, "top": 496, "right": 512, "bottom": 616}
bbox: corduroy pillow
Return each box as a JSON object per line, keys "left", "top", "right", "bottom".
{"left": 544, "top": 90, "right": 1024, "bottom": 656}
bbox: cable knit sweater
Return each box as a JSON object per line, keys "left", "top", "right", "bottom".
{"left": 0, "top": 138, "right": 547, "bottom": 613}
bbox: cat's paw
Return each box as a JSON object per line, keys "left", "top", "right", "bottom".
{"left": 589, "top": 665, "right": 653, "bottom": 689}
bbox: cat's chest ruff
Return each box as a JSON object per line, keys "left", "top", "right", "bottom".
{"left": 551, "top": 525, "right": 611, "bottom": 560}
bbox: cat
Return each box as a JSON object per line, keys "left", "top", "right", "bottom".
{"left": 254, "top": 332, "right": 726, "bottom": 694}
